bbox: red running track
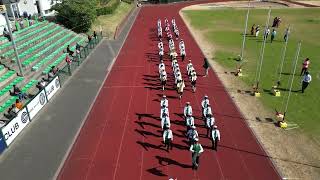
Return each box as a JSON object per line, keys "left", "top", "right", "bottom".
{"left": 58, "top": 2, "right": 281, "bottom": 180}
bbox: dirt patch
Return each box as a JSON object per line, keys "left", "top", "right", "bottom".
{"left": 180, "top": 2, "right": 320, "bottom": 179}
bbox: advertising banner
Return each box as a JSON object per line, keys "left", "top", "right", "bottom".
{"left": 27, "top": 90, "right": 47, "bottom": 120}
{"left": 1, "top": 108, "right": 30, "bottom": 146}
{"left": 45, "top": 76, "right": 61, "bottom": 101}
{"left": 0, "top": 132, "right": 6, "bottom": 154}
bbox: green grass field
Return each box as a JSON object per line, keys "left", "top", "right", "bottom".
{"left": 92, "top": 2, "right": 134, "bottom": 38}
{"left": 183, "top": 8, "right": 320, "bottom": 139}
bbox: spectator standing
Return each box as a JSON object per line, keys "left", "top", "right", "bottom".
{"left": 271, "top": 29, "right": 276, "bottom": 43}
{"left": 301, "top": 71, "right": 312, "bottom": 93}
{"left": 300, "top": 58, "right": 310, "bottom": 76}
{"left": 203, "top": 57, "right": 209, "bottom": 77}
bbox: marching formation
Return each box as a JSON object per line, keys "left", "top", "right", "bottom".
{"left": 156, "top": 18, "right": 221, "bottom": 171}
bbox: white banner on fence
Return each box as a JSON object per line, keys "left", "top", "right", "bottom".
{"left": 45, "top": 76, "right": 61, "bottom": 101}
{"left": 27, "top": 90, "right": 47, "bottom": 120}
{"left": 1, "top": 108, "right": 30, "bottom": 146}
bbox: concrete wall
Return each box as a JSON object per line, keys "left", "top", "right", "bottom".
{"left": 17, "top": 0, "right": 38, "bottom": 16}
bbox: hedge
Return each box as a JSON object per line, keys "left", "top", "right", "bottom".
{"left": 97, "top": 0, "right": 120, "bottom": 16}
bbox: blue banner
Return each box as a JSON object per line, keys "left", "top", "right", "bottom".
{"left": 0, "top": 131, "right": 7, "bottom": 154}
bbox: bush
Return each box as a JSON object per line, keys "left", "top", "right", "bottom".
{"left": 122, "top": 0, "right": 134, "bottom": 4}
{"left": 96, "top": 0, "right": 120, "bottom": 16}
{"left": 52, "top": 0, "right": 98, "bottom": 33}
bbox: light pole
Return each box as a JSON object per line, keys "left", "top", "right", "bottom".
{"left": 240, "top": 1, "right": 250, "bottom": 61}
{"left": 0, "top": 4, "right": 24, "bottom": 76}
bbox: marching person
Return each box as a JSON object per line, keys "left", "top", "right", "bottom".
{"left": 174, "top": 28, "right": 180, "bottom": 40}
{"left": 186, "top": 125, "right": 199, "bottom": 145}
{"left": 190, "top": 69, "right": 197, "bottom": 92}
{"left": 160, "top": 104, "right": 169, "bottom": 119}
{"left": 205, "top": 114, "right": 215, "bottom": 137}
{"left": 179, "top": 39, "right": 185, "bottom": 50}
{"left": 203, "top": 104, "right": 213, "bottom": 119}
{"left": 211, "top": 125, "right": 221, "bottom": 151}
{"left": 161, "top": 113, "right": 171, "bottom": 130}
{"left": 159, "top": 47, "right": 164, "bottom": 61}
{"left": 187, "top": 60, "right": 193, "bottom": 75}
{"left": 163, "top": 126, "right": 173, "bottom": 152}
{"left": 158, "top": 39, "right": 164, "bottom": 50}
{"left": 203, "top": 57, "right": 209, "bottom": 77}
{"left": 159, "top": 60, "right": 165, "bottom": 73}
{"left": 300, "top": 58, "right": 310, "bottom": 76}
{"left": 201, "top": 95, "right": 210, "bottom": 109}
{"left": 190, "top": 139, "right": 204, "bottom": 170}
{"left": 301, "top": 71, "right": 312, "bottom": 93}
{"left": 185, "top": 115, "right": 195, "bottom": 131}
{"left": 184, "top": 102, "right": 193, "bottom": 118}
{"left": 160, "top": 95, "right": 168, "bottom": 108}
{"left": 160, "top": 70, "right": 167, "bottom": 91}
{"left": 177, "top": 79, "right": 185, "bottom": 100}
{"left": 180, "top": 47, "right": 186, "bottom": 61}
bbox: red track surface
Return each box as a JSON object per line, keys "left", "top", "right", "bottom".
{"left": 58, "top": 2, "right": 281, "bottom": 180}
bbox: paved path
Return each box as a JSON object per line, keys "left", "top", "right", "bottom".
{"left": 58, "top": 2, "right": 280, "bottom": 180}
{"left": 0, "top": 7, "right": 139, "bottom": 180}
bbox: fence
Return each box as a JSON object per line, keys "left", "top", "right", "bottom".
{"left": 0, "top": 33, "right": 103, "bottom": 154}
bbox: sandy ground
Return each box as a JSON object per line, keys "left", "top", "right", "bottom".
{"left": 180, "top": 1, "right": 320, "bottom": 179}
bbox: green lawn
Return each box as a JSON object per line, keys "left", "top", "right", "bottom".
{"left": 92, "top": 2, "right": 134, "bottom": 38}
{"left": 183, "top": 8, "right": 320, "bottom": 139}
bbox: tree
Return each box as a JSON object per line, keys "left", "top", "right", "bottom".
{"left": 52, "top": 0, "right": 98, "bottom": 33}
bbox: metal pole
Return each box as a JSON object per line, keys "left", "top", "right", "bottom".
{"left": 240, "top": 1, "right": 250, "bottom": 61}
{"left": 3, "top": 12, "right": 24, "bottom": 76}
{"left": 256, "top": 8, "right": 271, "bottom": 84}
{"left": 278, "top": 25, "right": 290, "bottom": 83}
{"left": 284, "top": 41, "right": 301, "bottom": 114}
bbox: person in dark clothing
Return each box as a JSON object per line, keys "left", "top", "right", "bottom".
{"left": 93, "top": 31, "right": 97, "bottom": 39}
{"left": 67, "top": 45, "right": 74, "bottom": 56}
{"left": 4, "top": 104, "right": 17, "bottom": 120}
{"left": 190, "top": 140, "right": 204, "bottom": 170}
{"left": 301, "top": 71, "right": 312, "bottom": 93}
{"left": 3, "top": 28, "right": 11, "bottom": 42}
{"left": 10, "top": 85, "right": 28, "bottom": 100}
{"left": 203, "top": 57, "right": 209, "bottom": 77}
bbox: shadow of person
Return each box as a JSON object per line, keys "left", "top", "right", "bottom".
{"left": 155, "top": 156, "right": 192, "bottom": 169}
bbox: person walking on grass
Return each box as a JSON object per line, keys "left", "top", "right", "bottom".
{"left": 211, "top": 125, "right": 221, "bottom": 151}
{"left": 255, "top": 25, "right": 260, "bottom": 37}
{"left": 300, "top": 58, "right": 310, "bottom": 76}
{"left": 190, "top": 139, "right": 204, "bottom": 170}
{"left": 301, "top": 71, "right": 312, "bottom": 93}
{"left": 271, "top": 29, "right": 276, "bottom": 43}
{"left": 163, "top": 126, "right": 173, "bottom": 152}
{"left": 284, "top": 27, "right": 290, "bottom": 42}
{"left": 264, "top": 26, "right": 270, "bottom": 40}
{"left": 250, "top": 24, "right": 256, "bottom": 36}
{"left": 203, "top": 57, "right": 209, "bottom": 77}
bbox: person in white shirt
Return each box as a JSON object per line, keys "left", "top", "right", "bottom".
{"left": 158, "top": 40, "right": 163, "bottom": 50}
{"left": 157, "top": 19, "right": 161, "bottom": 28}
{"left": 160, "top": 104, "right": 169, "bottom": 119}
{"left": 301, "top": 71, "right": 312, "bottom": 93}
{"left": 164, "top": 18, "right": 168, "bottom": 25}
{"left": 203, "top": 104, "right": 213, "bottom": 119}
{"left": 159, "top": 47, "right": 164, "bottom": 61}
{"left": 159, "top": 61, "right": 165, "bottom": 73}
{"left": 172, "top": 59, "right": 178, "bottom": 69}
{"left": 180, "top": 46, "right": 185, "bottom": 61}
{"left": 161, "top": 113, "right": 171, "bottom": 130}
{"left": 179, "top": 39, "right": 185, "bottom": 50}
{"left": 186, "top": 125, "right": 199, "bottom": 145}
{"left": 175, "top": 71, "right": 182, "bottom": 85}
{"left": 211, "top": 125, "right": 221, "bottom": 151}
{"left": 177, "top": 80, "right": 185, "bottom": 99}
{"left": 160, "top": 95, "right": 168, "bottom": 108}
{"left": 190, "top": 139, "right": 204, "bottom": 170}
{"left": 185, "top": 115, "right": 195, "bottom": 131}
{"left": 187, "top": 60, "right": 193, "bottom": 74}
{"left": 201, "top": 96, "right": 210, "bottom": 117}
{"left": 190, "top": 70, "right": 197, "bottom": 92}
{"left": 160, "top": 70, "right": 167, "bottom": 91}
{"left": 163, "top": 126, "right": 173, "bottom": 152}
{"left": 206, "top": 114, "right": 215, "bottom": 137}
{"left": 184, "top": 102, "right": 193, "bottom": 118}
{"left": 174, "top": 28, "right": 179, "bottom": 40}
